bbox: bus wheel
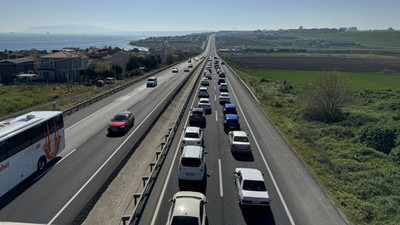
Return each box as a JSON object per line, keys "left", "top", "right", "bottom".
{"left": 37, "top": 157, "right": 47, "bottom": 172}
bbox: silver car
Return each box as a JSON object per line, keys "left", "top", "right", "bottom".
{"left": 181, "top": 126, "right": 203, "bottom": 148}
{"left": 229, "top": 131, "right": 251, "bottom": 153}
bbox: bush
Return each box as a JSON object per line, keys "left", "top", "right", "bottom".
{"left": 298, "top": 71, "right": 356, "bottom": 123}
{"left": 390, "top": 146, "right": 400, "bottom": 163}
{"left": 358, "top": 121, "right": 400, "bottom": 154}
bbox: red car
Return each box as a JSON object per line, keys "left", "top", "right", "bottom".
{"left": 108, "top": 111, "right": 135, "bottom": 133}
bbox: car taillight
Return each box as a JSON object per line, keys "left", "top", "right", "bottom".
{"left": 248, "top": 145, "right": 251, "bottom": 148}
{"left": 182, "top": 140, "right": 185, "bottom": 143}
{"left": 179, "top": 164, "right": 181, "bottom": 170}
{"left": 232, "top": 144, "right": 235, "bottom": 148}
{"left": 200, "top": 166, "right": 203, "bottom": 172}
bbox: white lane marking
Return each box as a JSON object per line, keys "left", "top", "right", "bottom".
{"left": 215, "top": 110, "right": 218, "bottom": 122}
{"left": 150, "top": 72, "right": 201, "bottom": 225}
{"left": 214, "top": 95, "right": 217, "bottom": 102}
{"left": 218, "top": 158, "right": 223, "bottom": 197}
{"left": 227, "top": 76, "right": 296, "bottom": 225}
{"left": 214, "top": 85, "right": 216, "bottom": 91}
{"left": 48, "top": 72, "right": 189, "bottom": 225}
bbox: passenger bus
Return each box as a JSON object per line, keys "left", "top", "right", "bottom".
{"left": 0, "top": 111, "right": 65, "bottom": 197}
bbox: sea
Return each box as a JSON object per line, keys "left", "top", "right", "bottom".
{"left": 0, "top": 33, "right": 148, "bottom": 52}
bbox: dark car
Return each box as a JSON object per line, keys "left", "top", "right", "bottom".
{"left": 218, "top": 78, "right": 226, "bottom": 85}
{"left": 198, "top": 87, "right": 209, "bottom": 98}
{"left": 223, "top": 104, "right": 237, "bottom": 115}
{"left": 223, "top": 114, "right": 240, "bottom": 132}
{"left": 108, "top": 111, "right": 135, "bottom": 133}
{"left": 189, "top": 107, "right": 206, "bottom": 127}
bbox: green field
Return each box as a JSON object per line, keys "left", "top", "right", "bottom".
{"left": 244, "top": 69, "right": 400, "bottom": 90}
{"left": 292, "top": 31, "right": 400, "bottom": 49}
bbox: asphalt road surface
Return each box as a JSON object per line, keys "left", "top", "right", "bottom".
{"left": 135, "top": 37, "right": 349, "bottom": 225}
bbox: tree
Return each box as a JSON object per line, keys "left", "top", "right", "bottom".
{"left": 126, "top": 56, "right": 139, "bottom": 71}
{"left": 94, "top": 62, "right": 112, "bottom": 78}
{"left": 298, "top": 71, "right": 356, "bottom": 122}
{"left": 111, "top": 64, "right": 123, "bottom": 79}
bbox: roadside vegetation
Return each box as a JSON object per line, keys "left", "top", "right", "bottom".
{"left": 221, "top": 62, "right": 400, "bottom": 225}
{"left": 217, "top": 30, "right": 400, "bottom": 224}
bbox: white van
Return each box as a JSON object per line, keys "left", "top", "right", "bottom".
{"left": 178, "top": 146, "right": 206, "bottom": 181}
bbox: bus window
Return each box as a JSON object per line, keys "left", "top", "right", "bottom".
{"left": 0, "top": 141, "right": 6, "bottom": 162}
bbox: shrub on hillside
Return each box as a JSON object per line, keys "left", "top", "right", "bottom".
{"left": 298, "top": 71, "right": 356, "bottom": 123}
{"left": 357, "top": 121, "right": 400, "bottom": 154}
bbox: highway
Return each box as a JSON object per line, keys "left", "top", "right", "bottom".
{"left": 0, "top": 53, "right": 205, "bottom": 224}
{"left": 0, "top": 35, "right": 348, "bottom": 225}
{"left": 135, "top": 37, "right": 348, "bottom": 225}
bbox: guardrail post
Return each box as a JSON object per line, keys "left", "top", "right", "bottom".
{"left": 52, "top": 102, "right": 56, "bottom": 110}
{"left": 156, "top": 151, "right": 161, "bottom": 160}
{"left": 164, "top": 134, "right": 169, "bottom": 142}
{"left": 121, "top": 215, "right": 130, "bottom": 225}
{"left": 142, "top": 176, "right": 149, "bottom": 187}
{"left": 169, "top": 128, "right": 172, "bottom": 135}
{"left": 150, "top": 162, "right": 156, "bottom": 172}
{"left": 161, "top": 142, "right": 165, "bottom": 150}
{"left": 133, "top": 193, "right": 141, "bottom": 205}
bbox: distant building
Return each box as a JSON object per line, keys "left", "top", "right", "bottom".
{"left": 348, "top": 27, "right": 358, "bottom": 32}
{"left": 0, "top": 58, "right": 34, "bottom": 84}
{"left": 299, "top": 26, "right": 304, "bottom": 30}
{"left": 38, "top": 51, "right": 88, "bottom": 82}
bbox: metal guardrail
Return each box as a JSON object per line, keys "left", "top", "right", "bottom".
{"left": 123, "top": 56, "right": 207, "bottom": 225}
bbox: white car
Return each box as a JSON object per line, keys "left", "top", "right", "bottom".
{"left": 166, "top": 191, "right": 207, "bottom": 225}
{"left": 198, "top": 98, "right": 211, "bottom": 114}
{"left": 219, "top": 92, "right": 230, "bottom": 104}
{"left": 178, "top": 146, "right": 206, "bottom": 181}
{"left": 234, "top": 168, "right": 270, "bottom": 206}
{"left": 146, "top": 77, "right": 157, "bottom": 87}
{"left": 172, "top": 68, "right": 179, "bottom": 73}
{"left": 181, "top": 126, "right": 203, "bottom": 148}
{"left": 200, "top": 78, "right": 209, "bottom": 86}
{"left": 184, "top": 67, "right": 190, "bottom": 72}
{"left": 229, "top": 131, "right": 251, "bottom": 153}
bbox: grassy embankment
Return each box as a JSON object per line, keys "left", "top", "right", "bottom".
{"left": 226, "top": 65, "right": 400, "bottom": 225}
{"left": 0, "top": 81, "right": 123, "bottom": 118}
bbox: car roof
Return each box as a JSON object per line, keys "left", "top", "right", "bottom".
{"left": 192, "top": 107, "right": 204, "bottom": 112}
{"left": 199, "top": 87, "right": 207, "bottom": 91}
{"left": 235, "top": 168, "right": 264, "bottom": 181}
{"left": 225, "top": 103, "right": 236, "bottom": 108}
{"left": 231, "top": 131, "right": 247, "bottom": 137}
{"left": 172, "top": 191, "right": 206, "bottom": 217}
{"left": 185, "top": 126, "right": 201, "bottom": 133}
{"left": 220, "top": 92, "right": 229, "bottom": 96}
{"left": 199, "top": 98, "right": 209, "bottom": 102}
{"left": 220, "top": 83, "right": 227, "bottom": 86}
{"left": 148, "top": 77, "right": 156, "bottom": 79}
{"left": 225, "top": 114, "right": 238, "bottom": 120}
{"left": 182, "top": 146, "right": 203, "bottom": 158}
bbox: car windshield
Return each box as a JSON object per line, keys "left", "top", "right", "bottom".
{"left": 171, "top": 216, "right": 198, "bottom": 225}
{"left": 200, "top": 100, "right": 209, "bottom": 104}
{"left": 234, "top": 136, "right": 249, "bottom": 142}
{"left": 181, "top": 158, "right": 201, "bottom": 167}
{"left": 112, "top": 114, "right": 128, "bottom": 122}
{"left": 242, "top": 180, "right": 267, "bottom": 191}
{"left": 192, "top": 111, "right": 203, "bottom": 116}
{"left": 148, "top": 78, "right": 155, "bottom": 81}
{"left": 185, "top": 132, "right": 199, "bottom": 138}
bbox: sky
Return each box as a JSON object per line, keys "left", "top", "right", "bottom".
{"left": 1, "top": 0, "right": 399, "bottom": 33}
